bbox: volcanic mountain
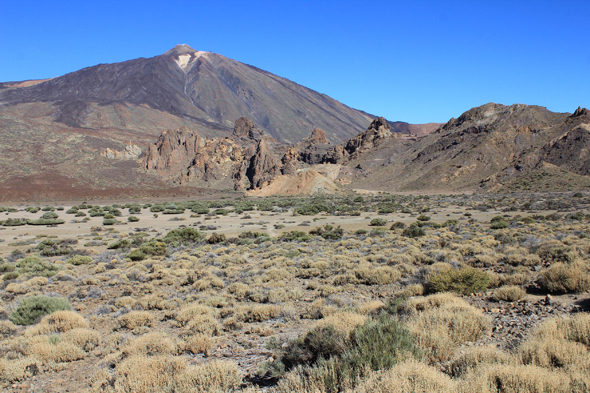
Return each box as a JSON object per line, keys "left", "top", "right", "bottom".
{"left": 0, "top": 44, "right": 435, "bottom": 200}
{"left": 0, "top": 44, "right": 387, "bottom": 144}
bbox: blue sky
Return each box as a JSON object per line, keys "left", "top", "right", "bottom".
{"left": 1, "top": 0, "right": 588, "bottom": 124}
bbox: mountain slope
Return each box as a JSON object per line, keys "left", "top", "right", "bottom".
{"left": 342, "top": 103, "right": 590, "bottom": 193}
{"left": 0, "top": 44, "right": 376, "bottom": 144}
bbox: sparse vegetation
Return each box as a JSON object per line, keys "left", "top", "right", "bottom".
{"left": 0, "top": 193, "right": 589, "bottom": 391}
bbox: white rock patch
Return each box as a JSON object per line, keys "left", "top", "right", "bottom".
{"left": 175, "top": 54, "right": 191, "bottom": 70}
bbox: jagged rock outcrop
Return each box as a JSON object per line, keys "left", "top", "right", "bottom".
{"left": 233, "top": 117, "right": 264, "bottom": 140}
{"left": 245, "top": 139, "right": 280, "bottom": 189}
{"left": 324, "top": 117, "right": 393, "bottom": 164}
{"left": 145, "top": 127, "right": 201, "bottom": 177}
{"left": 572, "top": 106, "right": 590, "bottom": 118}
{"left": 308, "top": 128, "right": 329, "bottom": 144}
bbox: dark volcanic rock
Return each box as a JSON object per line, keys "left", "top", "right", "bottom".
{"left": 246, "top": 139, "right": 280, "bottom": 189}
{"left": 571, "top": 106, "right": 590, "bottom": 118}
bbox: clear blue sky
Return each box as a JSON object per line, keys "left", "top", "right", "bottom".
{"left": 1, "top": 0, "right": 588, "bottom": 124}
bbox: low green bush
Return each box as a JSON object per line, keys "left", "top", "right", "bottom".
{"left": 16, "top": 255, "right": 60, "bottom": 277}
{"left": 140, "top": 239, "right": 168, "bottom": 256}
{"left": 369, "top": 218, "right": 387, "bottom": 227}
{"left": 309, "top": 225, "right": 344, "bottom": 240}
{"left": 1, "top": 218, "right": 28, "bottom": 226}
{"left": 107, "top": 239, "right": 131, "bottom": 250}
{"left": 280, "top": 231, "right": 311, "bottom": 242}
{"left": 66, "top": 255, "right": 93, "bottom": 265}
{"left": 163, "top": 228, "right": 202, "bottom": 245}
{"left": 128, "top": 216, "right": 140, "bottom": 222}
{"left": 417, "top": 215, "right": 431, "bottom": 222}
{"left": 9, "top": 296, "right": 71, "bottom": 325}
{"left": 402, "top": 224, "right": 426, "bottom": 238}
{"left": 428, "top": 266, "right": 490, "bottom": 295}
{"left": 36, "top": 239, "right": 75, "bottom": 256}
{"left": 390, "top": 221, "right": 406, "bottom": 230}
{"left": 127, "top": 249, "right": 146, "bottom": 261}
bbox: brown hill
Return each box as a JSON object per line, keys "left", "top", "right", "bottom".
{"left": 341, "top": 103, "right": 590, "bottom": 193}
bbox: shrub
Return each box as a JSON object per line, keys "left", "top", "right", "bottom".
{"left": 207, "top": 232, "right": 227, "bottom": 244}
{"left": 428, "top": 266, "right": 490, "bottom": 295}
{"left": 9, "top": 296, "right": 72, "bottom": 325}
{"left": 309, "top": 224, "right": 344, "bottom": 240}
{"left": 102, "top": 217, "right": 118, "bottom": 225}
{"left": 128, "top": 216, "right": 140, "bottom": 222}
{"left": 2, "top": 218, "right": 27, "bottom": 226}
{"left": 163, "top": 228, "right": 202, "bottom": 245}
{"left": 128, "top": 249, "right": 146, "bottom": 261}
{"left": 390, "top": 221, "right": 406, "bottom": 230}
{"left": 118, "top": 311, "right": 154, "bottom": 330}
{"left": 490, "top": 220, "right": 509, "bottom": 229}
{"left": 493, "top": 285, "right": 526, "bottom": 302}
{"left": 538, "top": 263, "right": 590, "bottom": 294}
{"left": 280, "top": 231, "right": 311, "bottom": 242}
{"left": 16, "top": 255, "right": 59, "bottom": 277}
{"left": 343, "top": 314, "right": 421, "bottom": 374}
{"left": 107, "top": 239, "right": 131, "bottom": 250}
{"left": 281, "top": 325, "right": 348, "bottom": 370}
{"left": 416, "top": 215, "right": 431, "bottom": 222}
{"left": 140, "top": 239, "right": 168, "bottom": 256}
{"left": 36, "top": 239, "right": 74, "bottom": 256}
{"left": 26, "top": 310, "right": 88, "bottom": 335}
{"left": 66, "top": 255, "right": 93, "bottom": 265}
{"left": 369, "top": 218, "right": 387, "bottom": 227}
{"left": 369, "top": 228, "right": 388, "bottom": 237}
{"left": 402, "top": 224, "right": 426, "bottom": 238}
{"left": 353, "top": 360, "right": 457, "bottom": 393}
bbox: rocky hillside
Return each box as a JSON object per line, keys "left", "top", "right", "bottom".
{"left": 344, "top": 104, "right": 590, "bottom": 193}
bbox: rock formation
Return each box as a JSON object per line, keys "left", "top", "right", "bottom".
{"left": 101, "top": 142, "right": 142, "bottom": 160}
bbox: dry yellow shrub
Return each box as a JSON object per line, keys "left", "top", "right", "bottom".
{"left": 459, "top": 364, "right": 574, "bottom": 393}
{"left": 530, "top": 313, "right": 590, "bottom": 346}
{"left": 405, "top": 294, "right": 490, "bottom": 362}
{"left": 314, "top": 312, "right": 368, "bottom": 336}
{"left": 123, "top": 332, "right": 177, "bottom": 356}
{"left": 519, "top": 338, "right": 590, "bottom": 371}
{"left": 26, "top": 311, "right": 89, "bottom": 336}
{"left": 28, "top": 336, "right": 86, "bottom": 364}
{"left": 184, "top": 334, "right": 214, "bottom": 355}
{"left": 62, "top": 328, "right": 101, "bottom": 351}
{"left": 237, "top": 304, "right": 280, "bottom": 323}
{"left": 111, "top": 356, "right": 240, "bottom": 393}
{"left": 354, "top": 265, "right": 401, "bottom": 285}
{"left": 0, "top": 320, "right": 18, "bottom": 338}
{"left": 358, "top": 300, "right": 385, "bottom": 315}
{"left": 176, "top": 304, "right": 216, "bottom": 325}
{"left": 493, "top": 285, "right": 526, "bottom": 302}
{"left": 0, "top": 356, "right": 42, "bottom": 382}
{"left": 113, "top": 355, "right": 186, "bottom": 393}
{"left": 351, "top": 359, "right": 457, "bottom": 393}
{"left": 114, "top": 296, "right": 137, "bottom": 309}
{"left": 448, "top": 346, "right": 514, "bottom": 377}
{"left": 117, "top": 311, "right": 154, "bottom": 330}
{"left": 174, "top": 360, "right": 242, "bottom": 393}
{"left": 227, "top": 282, "right": 249, "bottom": 299}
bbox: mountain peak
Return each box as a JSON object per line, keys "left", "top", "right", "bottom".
{"left": 164, "top": 44, "right": 197, "bottom": 56}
